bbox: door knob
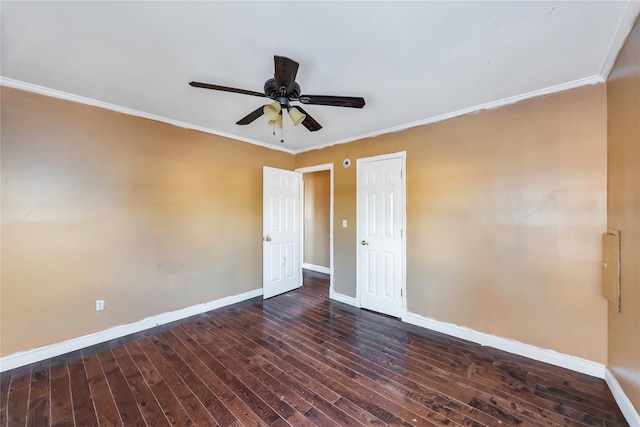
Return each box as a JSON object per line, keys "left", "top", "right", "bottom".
{"left": 361, "top": 240, "right": 369, "bottom": 245}
{"left": 264, "top": 235, "right": 272, "bottom": 242}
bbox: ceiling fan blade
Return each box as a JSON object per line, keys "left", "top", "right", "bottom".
{"left": 298, "top": 95, "right": 365, "bottom": 109}
{"left": 274, "top": 56, "right": 299, "bottom": 93}
{"left": 294, "top": 106, "right": 322, "bottom": 132}
{"left": 189, "top": 81, "right": 267, "bottom": 98}
{"left": 236, "top": 106, "right": 266, "bottom": 125}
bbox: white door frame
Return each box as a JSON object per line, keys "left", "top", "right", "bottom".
{"left": 295, "top": 163, "right": 334, "bottom": 296}
{"left": 356, "top": 151, "right": 407, "bottom": 315}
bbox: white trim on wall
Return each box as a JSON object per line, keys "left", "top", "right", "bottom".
{"left": 0, "top": 288, "right": 263, "bottom": 372}
{"left": 0, "top": 77, "right": 296, "bottom": 155}
{"left": 2, "top": 75, "right": 607, "bottom": 157}
{"left": 605, "top": 369, "right": 640, "bottom": 426}
{"left": 600, "top": 2, "right": 640, "bottom": 79}
{"left": 329, "top": 289, "right": 361, "bottom": 308}
{"left": 295, "top": 76, "right": 604, "bottom": 154}
{"left": 402, "top": 311, "right": 606, "bottom": 379}
{"left": 302, "top": 263, "right": 331, "bottom": 275}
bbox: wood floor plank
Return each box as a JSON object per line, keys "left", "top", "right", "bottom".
{"left": 251, "top": 305, "right": 501, "bottom": 427}
{"left": 0, "top": 370, "right": 12, "bottom": 426}
{"left": 159, "top": 329, "right": 269, "bottom": 427}
{"left": 26, "top": 361, "right": 50, "bottom": 427}
{"left": 0, "top": 271, "right": 628, "bottom": 426}
{"left": 204, "top": 316, "right": 344, "bottom": 405}
{"left": 197, "top": 311, "right": 383, "bottom": 426}
{"left": 303, "top": 405, "right": 344, "bottom": 427}
{"left": 6, "top": 365, "right": 32, "bottom": 427}
{"left": 185, "top": 323, "right": 316, "bottom": 415}
{"left": 66, "top": 359, "right": 98, "bottom": 426}
{"left": 124, "top": 341, "right": 193, "bottom": 427}
{"left": 96, "top": 348, "right": 146, "bottom": 426}
{"left": 81, "top": 353, "right": 122, "bottom": 427}
{"left": 177, "top": 324, "right": 319, "bottom": 427}
{"left": 214, "top": 309, "right": 433, "bottom": 426}
{"left": 311, "top": 304, "right": 614, "bottom": 426}
{"left": 135, "top": 338, "right": 219, "bottom": 426}
{"left": 265, "top": 292, "right": 596, "bottom": 426}
{"left": 256, "top": 302, "right": 516, "bottom": 424}
{"left": 210, "top": 321, "right": 401, "bottom": 426}
{"left": 243, "top": 307, "right": 464, "bottom": 425}
{"left": 49, "top": 364, "right": 74, "bottom": 426}
{"left": 330, "top": 308, "right": 606, "bottom": 424}
{"left": 110, "top": 344, "right": 170, "bottom": 427}
{"left": 332, "top": 298, "right": 609, "bottom": 399}
{"left": 332, "top": 396, "right": 391, "bottom": 427}
{"left": 147, "top": 334, "right": 239, "bottom": 426}
{"left": 239, "top": 344, "right": 365, "bottom": 426}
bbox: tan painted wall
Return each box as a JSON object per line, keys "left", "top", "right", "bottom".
{"left": 1, "top": 82, "right": 611, "bottom": 366}
{"left": 303, "top": 171, "right": 330, "bottom": 268}
{"left": 606, "top": 16, "right": 640, "bottom": 413}
{"left": 296, "top": 84, "right": 608, "bottom": 362}
{"left": 0, "top": 87, "right": 294, "bottom": 356}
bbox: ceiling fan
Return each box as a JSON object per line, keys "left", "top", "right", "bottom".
{"left": 189, "top": 56, "right": 365, "bottom": 134}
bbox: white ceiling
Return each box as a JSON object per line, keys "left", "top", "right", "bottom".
{"left": 2, "top": 1, "right": 639, "bottom": 153}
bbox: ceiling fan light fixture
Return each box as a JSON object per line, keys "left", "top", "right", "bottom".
{"left": 288, "top": 106, "right": 306, "bottom": 126}
{"left": 268, "top": 114, "right": 283, "bottom": 129}
{"left": 263, "top": 102, "right": 281, "bottom": 120}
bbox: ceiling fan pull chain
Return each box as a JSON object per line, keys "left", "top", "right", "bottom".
{"left": 281, "top": 125, "right": 284, "bottom": 143}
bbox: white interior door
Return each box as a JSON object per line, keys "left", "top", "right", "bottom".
{"left": 263, "top": 166, "right": 302, "bottom": 299}
{"left": 357, "top": 154, "right": 405, "bottom": 317}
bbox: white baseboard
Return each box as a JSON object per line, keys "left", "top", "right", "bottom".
{"left": 302, "top": 263, "right": 331, "bottom": 275}
{"left": 605, "top": 368, "right": 640, "bottom": 426}
{"left": 329, "top": 289, "right": 360, "bottom": 308}
{"left": 0, "top": 288, "right": 263, "bottom": 372}
{"left": 402, "top": 312, "right": 606, "bottom": 379}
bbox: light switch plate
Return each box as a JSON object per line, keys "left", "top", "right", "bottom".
{"left": 342, "top": 220, "right": 347, "bottom": 228}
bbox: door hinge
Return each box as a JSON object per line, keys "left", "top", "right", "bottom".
{"left": 401, "top": 289, "right": 403, "bottom": 297}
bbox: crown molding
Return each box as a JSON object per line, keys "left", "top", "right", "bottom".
{"left": 0, "top": 77, "right": 296, "bottom": 155}
{"left": 2, "top": 73, "right": 605, "bottom": 156}
{"left": 599, "top": 1, "right": 640, "bottom": 79}
{"left": 293, "top": 74, "right": 604, "bottom": 154}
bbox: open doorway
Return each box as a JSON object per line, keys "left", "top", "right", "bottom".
{"left": 296, "top": 164, "right": 333, "bottom": 293}
{"left": 302, "top": 170, "right": 330, "bottom": 273}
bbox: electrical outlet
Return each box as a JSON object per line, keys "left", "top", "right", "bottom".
{"left": 96, "top": 300, "right": 105, "bottom": 311}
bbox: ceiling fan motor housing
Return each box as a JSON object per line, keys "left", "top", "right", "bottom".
{"left": 264, "top": 78, "right": 301, "bottom": 101}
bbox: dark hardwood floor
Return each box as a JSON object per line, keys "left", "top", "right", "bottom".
{"left": 0, "top": 270, "right": 628, "bottom": 426}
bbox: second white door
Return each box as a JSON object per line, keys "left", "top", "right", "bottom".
{"left": 357, "top": 154, "right": 405, "bottom": 317}
{"left": 263, "top": 166, "right": 302, "bottom": 299}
